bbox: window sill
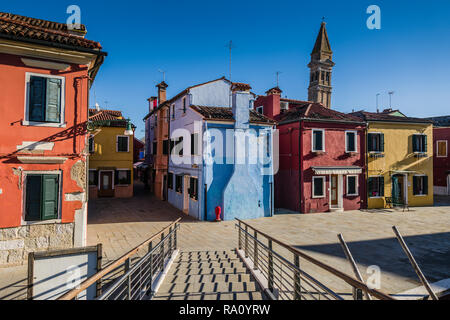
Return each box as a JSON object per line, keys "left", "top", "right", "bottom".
{"left": 22, "top": 219, "right": 61, "bottom": 226}
{"left": 312, "top": 151, "right": 325, "bottom": 155}
{"left": 369, "top": 196, "right": 384, "bottom": 199}
{"left": 346, "top": 151, "right": 358, "bottom": 155}
{"left": 22, "top": 120, "right": 66, "bottom": 128}
{"left": 413, "top": 194, "right": 428, "bottom": 197}
{"left": 346, "top": 194, "right": 359, "bottom": 197}
{"left": 312, "top": 195, "right": 325, "bottom": 199}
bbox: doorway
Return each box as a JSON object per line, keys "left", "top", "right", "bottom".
{"left": 392, "top": 174, "right": 406, "bottom": 204}
{"left": 99, "top": 171, "right": 114, "bottom": 197}
{"left": 183, "top": 175, "right": 189, "bottom": 214}
{"left": 447, "top": 175, "right": 450, "bottom": 195}
{"left": 162, "top": 174, "right": 167, "bottom": 201}
{"left": 330, "top": 175, "right": 338, "bottom": 206}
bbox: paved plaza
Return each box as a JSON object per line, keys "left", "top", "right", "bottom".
{"left": 1, "top": 183, "right": 450, "bottom": 299}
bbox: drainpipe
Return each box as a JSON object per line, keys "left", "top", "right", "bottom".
{"left": 166, "top": 104, "right": 171, "bottom": 202}
{"left": 203, "top": 121, "right": 208, "bottom": 221}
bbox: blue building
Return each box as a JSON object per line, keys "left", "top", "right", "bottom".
{"left": 166, "top": 78, "right": 275, "bottom": 221}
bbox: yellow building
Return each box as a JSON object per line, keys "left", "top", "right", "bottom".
{"left": 352, "top": 111, "right": 433, "bottom": 209}
{"left": 88, "top": 108, "right": 134, "bottom": 198}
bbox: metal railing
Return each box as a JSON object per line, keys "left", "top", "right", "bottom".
{"left": 236, "top": 219, "right": 395, "bottom": 300}
{"left": 59, "top": 219, "right": 180, "bottom": 300}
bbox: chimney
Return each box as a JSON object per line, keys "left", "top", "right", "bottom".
{"left": 147, "top": 96, "right": 157, "bottom": 113}
{"left": 95, "top": 102, "right": 100, "bottom": 112}
{"left": 156, "top": 81, "right": 168, "bottom": 104}
{"left": 231, "top": 83, "right": 252, "bottom": 130}
{"left": 264, "top": 87, "right": 282, "bottom": 119}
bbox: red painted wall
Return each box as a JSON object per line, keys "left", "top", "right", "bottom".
{"left": 433, "top": 127, "right": 450, "bottom": 188}
{"left": 300, "top": 122, "right": 366, "bottom": 213}
{"left": 0, "top": 53, "right": 90, "bottom": 228}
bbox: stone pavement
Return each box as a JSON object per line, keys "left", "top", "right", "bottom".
{"left": 1, "top": 183, "right": 450, "bottom": 299}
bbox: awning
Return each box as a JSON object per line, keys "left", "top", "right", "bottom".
{"left": 312, "top": 166, "right": 362, "bottom": 175}
{"left": 133, "top": 161, "right": 143, "bottom": 168}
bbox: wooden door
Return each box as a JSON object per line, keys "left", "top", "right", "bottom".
{"left": 331, "top": 175, "right": 338, "bottom": 206}
{"left": 99, "top": 171, "right": 114, "bottom": 197}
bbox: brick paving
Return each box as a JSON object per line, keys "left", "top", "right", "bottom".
{"left": 1, "top": 183, "right": 450, "bottom": 299}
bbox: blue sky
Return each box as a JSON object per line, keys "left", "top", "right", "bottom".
{"left": 4, "top": 0, "right": 450, "bottom": 138}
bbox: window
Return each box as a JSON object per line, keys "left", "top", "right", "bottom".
{"left": 168, "top": 172, "right": 173, "bottom": 189}
{"left": 175, "top": 175, "right": 183, "bottom": 193}
{"left": 189, "top": 177, "right": 198, "bottom": 200}
{"left": 412, "top": 134, "right": 427, "bottom": 153}
{"left": 117, "top": 136, "right": 129, "bottom": 152}
{"left": 152, "top": 141, "right": 157, "bottom": 155}
{"left": 172, "top": 104, "right": 175, "bottom": 119}
{"left": 413, "top": 176, "right": 428, "bottom": 196}
{"left": 165, "top": 109, "right": 169, "bottom": 122}
{"left": 368, "top": 176, "right": 384, "bottom": 198}
{"left": 346, "top": 175, "right": 358, "bottom": 196}
{"left": 89, "top": 170, "right": 98, "bottom": 186}
{"left": 115, "top": 170, "right": 131, "bottom": 185}
{"left": 312, "top": 129, "right": 325, "bottom": 152}
{"left": 312, "top": 176, "right": 325, "bottom": 198}
{"left": 26, "top": 74, "right": 64, "bottom": 125}
{"left": 345, "top": 131, "right": 357, "bottom": 153}
{"left": 256, "top": 106, "right": 264, "bottom": 114}
{"left": 162, "top": 140, "right": 169, "bottom": 155}
{"left": 368, "top": 133, "right": 384, "bottom": 152}
{"left": 88, "top": 135, "right": 95, "bottom": 153}
{"left": 182, "top": 97, "right": 187, "bottom": 114}
{"left": 191, "top": 133, "right": 199, "bottom": 155}
{"left": 173, "top": 136, "right": 183, "bottom": 156}
{"left": 25, "top": 174, "right": 59, "bottom": 221}
{"left": 437, "top": 140, "right": 447, "bottom": 157}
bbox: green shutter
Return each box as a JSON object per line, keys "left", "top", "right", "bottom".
{"left": 424, "top": 135, "right": 428, "bottom": 153}
{"left": 45, "top": 78, "right": 61, "bottom": 123}
{"left": 29, "top": 76, "right": 46, "bottom": 122}
{"left": 379, "top": 177, "right": 384, "bottom": 196}
{"left": 41, "top": 175, "right": 59, "bottom": 220}
{"left": 380, "top": 134, "right": 385, "bottom": 152}
{"left": 412, "top": 135, "right": 417, "bottom": 152}
{"left": 25, "top": 175, "right": 42, "bottom": 221}
{"left": 367, "top": 134, "right": 373, "bottom": 152}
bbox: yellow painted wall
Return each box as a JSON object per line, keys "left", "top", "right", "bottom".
{"left": 367, "top": 122, "right": 433, "bottom": 208}
{"left": 89, "top": 126, "right": 134, "bottom": 177}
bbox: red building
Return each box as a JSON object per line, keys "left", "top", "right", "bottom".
{"left": 0, "top": 13, "right": 105, "bottom": 265}
{"left": 255, "top": 89, "right": 366, "bottom": 213}
{"left": 428, "top": 117, "right": 450, "bottom": 195}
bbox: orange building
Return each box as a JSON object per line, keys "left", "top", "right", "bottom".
{"left": 0, "top": 12, "right": 105, "bottom": 266}
{"left": 144, "top": 82, "right": 170, "bottom": 200}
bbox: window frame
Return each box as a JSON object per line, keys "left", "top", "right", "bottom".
{"left": 189, "top": 176, "right": 199, "bottom": 201}
{"left": 116, "top": 135, "right": 130, "bottom": 153}
{"left": 312, "top": 129, "right": 325, "bottom": 152}
{"left": 115, "top": 169, "right": 131, "bottom": 186}
{"left": 168, "top": 172, "right": 174, "bottom": 190}
{"left": 23, "top": 72, "right": 66, "bottom": 128}
{"left": 346, "top": 175, "right": 359, "bottom": 196}
{"left": 256, "top": 106, "right": 264, "bottom": 114}
{"left": 412, "top": 134, "right": 427, "bottom": 154}
{"left": 413, "top": 174, "right": 428, "bottom": 196}
{"left": 368, "top": 175, "right": 384, "bottom": 198}
{"left": 88, "top": 169, "right": 98, "bottom": 186}
{"left": 312, "top": 176, "right": 326, "bottom": 198}
{"left": 175, "top": 174, "right": 183, "bottom": 193}
{"left": 436, "top": 140, "right": 447, "bottom": 158}
{"left": 345, "top": 131, "right": 357, "bottom": 153}
{"left": 368, "top": 132, "right": 384, "bottom": 153}
{"left": 88, "top": 135, "right": 95, "bottom": 153}
{"left": 22, "top": 171, "right": 62, "bottom": 225}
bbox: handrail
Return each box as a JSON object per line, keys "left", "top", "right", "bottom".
{"left": 58, "top": 218, "right": 181, "bottom": 300}
{"left": 236, "top": 218, "right": 395, "bottom": 300}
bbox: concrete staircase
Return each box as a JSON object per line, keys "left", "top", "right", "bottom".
{"left": 153, "top": 250, "right": 264, "bottom": 300}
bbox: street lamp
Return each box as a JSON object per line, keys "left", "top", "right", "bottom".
{"left": 124, "top": 118, "right": 133, "bottom": 136}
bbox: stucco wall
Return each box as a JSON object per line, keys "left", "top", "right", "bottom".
{"left": 433, "top": 127, "right": 450, "bottom": 193}
{"left": 367, "top": 122, "right": 433, "bottom": 208}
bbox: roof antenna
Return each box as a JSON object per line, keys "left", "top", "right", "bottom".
{"left": 275, "top": 71, "right": 282, "bottom": 88}
{"left": 376, "top": 93, "right": 380, "bottom": 113}
{"left": 158, "top": 69, "right": 166, "bottom": 82}
{"left": 388, "top": 91, "right": 395, "bottom": 109}
{"left": 226, "top": 40, "right": 234, "bottom": 83}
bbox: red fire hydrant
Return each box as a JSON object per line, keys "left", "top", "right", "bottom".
{"left": 215, "top": 206, "right": 222, "bottom": 222}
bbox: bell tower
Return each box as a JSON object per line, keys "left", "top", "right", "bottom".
{"left": 308, "top": 21, "right": 334, "bottom": 109}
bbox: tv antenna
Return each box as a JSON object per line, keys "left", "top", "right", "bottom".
{"left": 275, "top": 71, "right": 282, "bottom": 88}
{"left": 226, "top": 40, "right": 234, "bottom": 82}
{"left": 388, "top": 91, "right": 395, "bottom": 108}
{"left": 376, "top": 93, "right": 381, "bottom": 113}
{"left": 158, "top": 69, "right": 166, "bottom": 82}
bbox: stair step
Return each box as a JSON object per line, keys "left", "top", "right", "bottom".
{"left": 177, "top": 254, "right": 238, "bottom": 261}
{"left": 170, "top": 267, "right": 248, "bottom": 276}
{"left": 153, "top": 291, "right": 264, "bottom": 300}
{"left": 158, "top": 281, "right": 257, "bottom": 294}
{"left": 176, "top": 256, "right": 240, "bottom": 263}
{"left": 164, "top": 273, "right": 253, "bottom": 284}
{"left": 173, "top": 261, "right": 244, "bottom": 269}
